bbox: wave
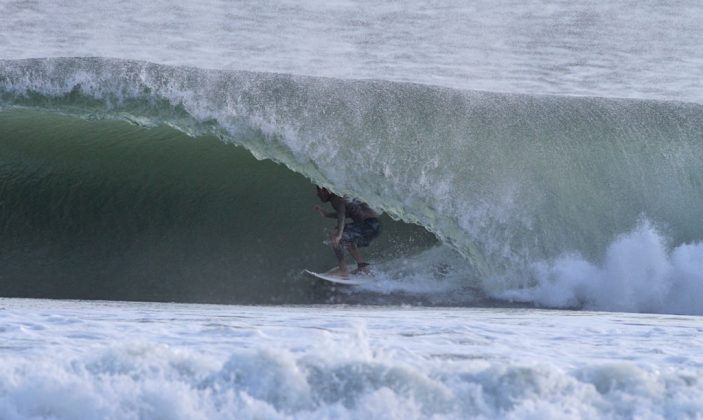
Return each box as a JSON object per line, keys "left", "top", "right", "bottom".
{"left": 0, "top": 108, "right": 435, "bottom": 303}
{"left": 2, "top": 57, "right": 703, "bottom": 312}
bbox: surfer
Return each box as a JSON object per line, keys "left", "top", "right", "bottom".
{"left": 313, "top": 186, "right": 382, "bottom": 276}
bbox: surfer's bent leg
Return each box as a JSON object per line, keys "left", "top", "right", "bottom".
{"left": 329, "top": 230, "right": 348, "bottom": 274}
{"left": 341, "top": 218, "right": 382, "bottom": 274}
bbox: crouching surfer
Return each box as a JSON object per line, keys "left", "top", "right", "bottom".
{"left": 313, "top": 186, "right": 382, "bottom": 276}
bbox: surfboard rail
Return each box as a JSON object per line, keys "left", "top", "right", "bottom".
{"left": 303, "top": 269, "right": 372, "bottom": 285}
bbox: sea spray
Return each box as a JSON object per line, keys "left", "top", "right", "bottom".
{"left": 498, "top": 221, "right": 703, "bottom": 315}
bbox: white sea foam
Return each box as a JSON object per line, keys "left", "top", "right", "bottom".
{"left": 0, "top": 299, "right": 701, "bottom": 419}
{"left": 348, "top": 220, "right": 703, "bottom": 316}
{"left": 359, "top": 246, "right": 474, "bottom": 297}
{"left": 497, "top": 221, "right": 703, "bottom": 315}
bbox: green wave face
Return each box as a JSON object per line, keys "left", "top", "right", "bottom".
{"left": 2, "top": 57, "right": 703, "bottom": 303}
{"left": 0, "top": 109, "right": 435, "bottom": 302}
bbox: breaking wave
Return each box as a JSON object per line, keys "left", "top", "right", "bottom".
{"left": 2, "top": 57, "right": 703, "bottom": 313}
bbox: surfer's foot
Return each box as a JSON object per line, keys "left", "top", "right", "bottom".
{"left": 351, "top": 263, "right": 370, "bottom": 275}
{"left": 327, "top": 268, "right": 350, "bottom": 277}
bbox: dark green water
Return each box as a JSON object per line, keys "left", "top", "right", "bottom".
{"left": 0, "top": 110, "right": 435, "bottom": 303}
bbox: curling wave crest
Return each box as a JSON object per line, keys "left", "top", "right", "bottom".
{"left": 2, "top": 57, "right": 703, "bottom": 313}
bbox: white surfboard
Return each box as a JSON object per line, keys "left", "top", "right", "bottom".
{"left": 304, "top": 269, "right": 373, "bottom": 285}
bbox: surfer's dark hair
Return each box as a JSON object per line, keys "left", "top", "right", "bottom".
{"left": 316, "top": 185, "right": 334, "bottom": 201}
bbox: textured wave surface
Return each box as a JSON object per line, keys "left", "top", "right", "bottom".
{"left": 2, "top": 57, "right": 703, "bottom": 313}
{"left": 2, "top": 0, "right": 703, "bottom": 102}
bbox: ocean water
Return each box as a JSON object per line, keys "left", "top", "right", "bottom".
{"left": 1, "top": 0, "right": 703, "bottom": 418}
{"left": 1, "top": 299, "right": 701, "bottom": 419}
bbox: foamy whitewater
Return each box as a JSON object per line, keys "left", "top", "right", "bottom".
{"left": 1, "top": 0, "right": 703, "bottom": 418}
{"left": 1, "top": 299, "right": 702, "bottom": 419}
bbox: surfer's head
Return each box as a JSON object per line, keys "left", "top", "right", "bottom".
{"left": 316, "top": 186, "right": 333, "bottom": 202}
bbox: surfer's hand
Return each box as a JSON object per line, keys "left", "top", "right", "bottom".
{"left": 313, "top": 205, "right": 325, "bottom": 217}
